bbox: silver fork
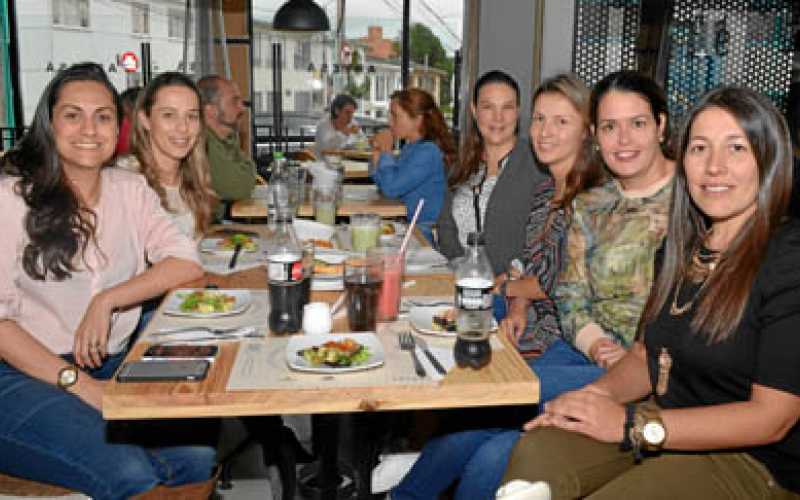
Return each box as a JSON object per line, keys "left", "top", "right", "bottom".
{"left": 150, "top": 325, "right": 253, "bottom": 337}
{"left": 398, "top": 332, "right": 426, "bottom": 377}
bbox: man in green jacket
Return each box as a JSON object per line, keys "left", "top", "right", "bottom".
{"left": 198, "top": 75, "right": 256, "bottom": 201}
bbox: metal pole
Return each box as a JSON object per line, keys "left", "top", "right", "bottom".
{"left": 216, "top": 0, "right": 230, "bottom": 79}
{"left": 7, "top": 0, "right": 23, "bottom": 127}
{"left": 272, "top": 42, "right": 283, "bottom": 151}
{"left": 182, "top": 0, "right": 190, "bottom": 73}
{"left": 453, "top": 49, "right": 461, "bottom": 133}
{"left": 401, "top": 0, "right": 410, "bottom": 88}
{"left": 141, "top": 42, "right": 151, "bottom": 86}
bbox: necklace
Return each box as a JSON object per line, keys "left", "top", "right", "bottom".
{"left": 669, "top": 247, "right": 719, "bottom": 316}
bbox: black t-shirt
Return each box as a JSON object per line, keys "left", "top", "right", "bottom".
{"left": 643, "top": 220, "right": 800, "bottom": 493}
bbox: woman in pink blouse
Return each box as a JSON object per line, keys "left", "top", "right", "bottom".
{"left": 0, "top": 63, "right": 216, "bottom": 499}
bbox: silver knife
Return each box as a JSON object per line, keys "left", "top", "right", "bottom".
{"left": 414, "top": 334, "right": 447, "bottom": 375}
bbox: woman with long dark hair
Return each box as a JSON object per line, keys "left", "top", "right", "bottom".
{"left": 371, "top": 87, "right": 455, "bottom": 241}
{"left": 436, "top": 70, "right": 547, "bottom": 275}
{"left": 501, "top": 86, "right": 800, "bottom": 500}
{"left": 117, "top": 72, "right": 217, "bottom": 239}
{"left": 0, "top": 63, "right": 215, "bottom": 498}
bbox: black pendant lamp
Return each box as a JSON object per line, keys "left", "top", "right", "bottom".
{"left": 273, "top": 0, "right": 330, "bottom": 32}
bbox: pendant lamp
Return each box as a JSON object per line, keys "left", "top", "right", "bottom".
{"left": 273, "top": 0, "right": 330, "bottom": 32}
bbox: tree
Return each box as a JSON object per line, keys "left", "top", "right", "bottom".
{"left": 409, "top": 23, "right": 453, "bottom": 107}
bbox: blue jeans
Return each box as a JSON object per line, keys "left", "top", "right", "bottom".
{"left": 530, "top": 338, "right": 606, "bottom": 404}
{"left": 392, "top": 340, "right": 603, "bottom": 500}
{"left": 392, "top": 428, "right": 521, "bottom": 500}
{"left": 0, "top": 352, "right": 216, "bottom": 500}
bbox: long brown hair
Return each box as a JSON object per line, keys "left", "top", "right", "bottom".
{"left": 450, "top": 70, "right": 520, "bottom": 187}
{"left": 131, "top": 72, "right": 217, "bottom": 237}
{"left": 391, "top": 88, "right": 457, "bottom": 170}
{"left": 640, "top": 87, "right": 792, "bottom": 343}
{"left": 532, "top": 73, "right": 605, "bottom": 213}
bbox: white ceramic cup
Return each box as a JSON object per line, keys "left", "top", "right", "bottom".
{"left": 302, "top": 302, "right": 333, "bottom": 335}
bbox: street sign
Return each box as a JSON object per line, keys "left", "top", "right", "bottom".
{"left": 120, "top": 51, "right": 139, "bottom": 73}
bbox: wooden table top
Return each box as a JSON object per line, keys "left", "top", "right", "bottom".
{"left": 102, "top": 244, "right": 538, "bottom": 420}
{"left": 231, "top": 191, "right": 407, "bottom": 219}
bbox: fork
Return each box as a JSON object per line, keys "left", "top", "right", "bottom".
{"left": 150, "top": 325, "right": 254, "bottom": 337}
{"left": 398, "top": 332, "right": 426, "bottom": 377}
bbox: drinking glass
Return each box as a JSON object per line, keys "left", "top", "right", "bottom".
{"left": 350, "top": 213, "right": 381, "bottom": 252}
{"left": 313, "top": 185, "right": 337, "bottom": 225}
{"left": 344, "top": 255, "right": 383, "bottom": 332}
{"left": 368, "top": 245, "right": 404, "bottom": 322}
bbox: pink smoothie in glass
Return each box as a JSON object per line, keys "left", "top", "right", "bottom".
{"left": 377, "top": 255, "right": 403, "bottom": 321}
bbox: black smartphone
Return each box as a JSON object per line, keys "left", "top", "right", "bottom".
{"left": 142, "top": 344, "right": 219, "bottom": 362}
{"left": 116, "top": 360, "right": 210, "bottom": 383}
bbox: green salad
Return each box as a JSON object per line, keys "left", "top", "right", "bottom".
{"left": 298, "top": 338, "right": 370, "bottom": 367}
{"left": 178, "top": 291, "right": 236, "bottom": 313}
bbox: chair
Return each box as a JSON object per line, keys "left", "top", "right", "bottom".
{"left": 0, "top": 472, "right": 77, "bottom": 497}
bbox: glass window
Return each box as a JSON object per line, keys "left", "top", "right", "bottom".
{"left": 168, "top": 8, "right": 185, "bottom": 39}
{"left": 294, "top": 40, "right": 312, "bottom": 71}
{"left": 375, "top": 73, "right": 387, "bottom": 102}
{"left": 132, "top": 3, "right": 150, "bottom": 35}
{"left": 52, "top": 0, "right": 89, "bottom": 28}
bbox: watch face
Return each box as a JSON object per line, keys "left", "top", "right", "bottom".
{"left": 58, "top": 367, "right": 78, "bottom": 388}
{"left": 643, "top": 421, "right": 666, "bottom": 445}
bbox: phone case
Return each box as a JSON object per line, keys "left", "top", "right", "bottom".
{"left": 116, "top": 360, "right": 210, "bottom": 383}
{"left": 142, "top": 344, "right": 219, "bottom": 361}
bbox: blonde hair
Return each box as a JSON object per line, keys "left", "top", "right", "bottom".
{"left": 131, "top": 72, "right": 217, "bottom": 236}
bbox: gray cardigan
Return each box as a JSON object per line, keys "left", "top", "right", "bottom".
{"left": 437, "top": 138, "right": 548, "bottom": 275}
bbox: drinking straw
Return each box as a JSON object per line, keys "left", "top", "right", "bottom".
{"left": 400, "top": 199, "right": 425, "bottom": 256}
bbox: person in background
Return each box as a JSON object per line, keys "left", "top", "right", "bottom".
{"left": 0, "top": 63, "right": 215, "bottom": 499}
{"left": 502, "top": 86, "right": 800, "bottom": 500}
{"left": 392, "top": 74, "right": 601, "bottom": 500}
{"left": 198, "top": 74, "right": 256, "bottom": 202}
{"left": 437, "top": 70, "right": 548, "bottom": 275}
{"left": 371, "top": 88, "right": 455, "bottom": 242}
{"left": 115, "top": 86, "right": 141, "bottom": 156}
{"left": 315, "top": 93, "right": 361, "bottom": 157}
{"left": 118, "top": 72, "right": 216, "bottom": 240}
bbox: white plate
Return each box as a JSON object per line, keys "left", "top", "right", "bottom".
{"left": 408, "top": 306, "right": 497, "bottom": 336}
{"left": 163, "top": 289, "right": 252, "bottom": 318}
{"left": 199, "top": 236, "right": 260, "bottom": 255}
{"left": 294, "top": 219, "right": 337, "bottom": 243}
{"left": 314, "top": 248, "right": 349, "bottom": 264}
{"left": 286, "top": 333, "right": 385, "bottom": 373}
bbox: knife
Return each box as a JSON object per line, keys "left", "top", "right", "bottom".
{"left": 229, "top": 243, "right": 243, "bottom": 269}
{"left": 414, "top": 334, "right": 447, "bottom": 375}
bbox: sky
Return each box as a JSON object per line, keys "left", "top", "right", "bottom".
{"left": 252, "top": 0, "right": 464, "bottom": 53}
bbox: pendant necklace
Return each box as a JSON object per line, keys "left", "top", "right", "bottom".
{"left": 669, "top": 247, "right": 719, "bottom": 316}
{"left": 656, "top": 347, "right": 672, "bottom": 396}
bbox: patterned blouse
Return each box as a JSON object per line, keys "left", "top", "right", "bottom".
{"left": 450, "top": 156, "right": 509, "bottom": 249}
{"left": 555, "top": 178, "right": 672, "bottom": 349}
{"left": 516, "top": 177, "right": 568, "bottom": 353}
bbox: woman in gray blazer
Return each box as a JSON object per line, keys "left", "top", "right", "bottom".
{"left": 437, "top": 70, "right": 547, "bottom": 276}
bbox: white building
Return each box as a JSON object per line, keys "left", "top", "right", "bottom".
{"left": 16, "top": 0, "right": 190, "bottom": 125}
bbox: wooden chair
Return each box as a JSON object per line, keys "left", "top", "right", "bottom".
{"left": 0, "top": 472, "right": 77, "bottom": 497}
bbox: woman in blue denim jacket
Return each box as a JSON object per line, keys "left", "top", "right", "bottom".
{"left": 371, "top": 88, "right": 456, "bottom": 242}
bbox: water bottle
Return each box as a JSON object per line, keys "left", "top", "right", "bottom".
{"left": 267, "top": 152, "right": 291, "bottom": 229}
{"left": 453, "top": 232, "right": 493, "bottom": 369}
{"left": 266, "top": 213, "right": 306, "bottom": 334}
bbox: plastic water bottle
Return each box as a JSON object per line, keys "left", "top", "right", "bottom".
{"left": 267, "top": 152, "right": 290, "bottom": 229}
{"left": 453, "top": 232, "right": 493, "bottom": 369}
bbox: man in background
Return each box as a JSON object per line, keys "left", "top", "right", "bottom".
{"left": 314, "top": 94, "right": 362, "bottom": 157}
{"left": 198, "top": 75, "right": 256, "bottom": 202}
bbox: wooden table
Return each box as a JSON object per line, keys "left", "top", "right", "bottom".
{"left": 231, "top": 189, "right": 407, "bottom": 219}
{"left": 103, "top": 268, "right": 537, "bottom": 419}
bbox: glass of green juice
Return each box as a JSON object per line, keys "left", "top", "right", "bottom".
{"left": 351, "top": 213, "right": 381, "bottom": 252}
{"left": 313, "top": 186, "right": 337, "bottom": 225}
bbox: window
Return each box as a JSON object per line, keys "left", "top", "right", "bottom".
{"left": 52, "top": 0, "right": 89, "bottom": 28}
{"left": 375, "top": 74, "right": 387, "bottom": 102}
{"left": 132, "top": 3, "right": 150, "bottom": 35}
{"left": 168, "top": 8, "right": 185, "bottom": 39}
{"left": 253, "top": 91, "right": 265, "bottom": 113}
{"left": 294, "top": 40, "right": 312, "bottom": 71}
{"left": 294, "top": 91, "right": 312, "bottom": 113}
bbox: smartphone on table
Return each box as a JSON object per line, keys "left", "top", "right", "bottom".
{"left": 116, "top": 359, "right": 210, "bottom": 383}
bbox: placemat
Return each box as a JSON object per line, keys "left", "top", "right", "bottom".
{"left": 226, "top": 321, "right": 504, "bottom": 391}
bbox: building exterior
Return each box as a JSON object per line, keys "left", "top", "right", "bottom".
{"left": 16, "top": 0, "right": 190, "bottom": 125}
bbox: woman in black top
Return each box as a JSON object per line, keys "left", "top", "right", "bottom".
{"left": 500, "top": 87, "right": 800, "bottom": 499}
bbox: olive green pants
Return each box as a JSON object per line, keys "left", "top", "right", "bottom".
{"left": 502, "top": 428, "right": 799, "bottom": 500}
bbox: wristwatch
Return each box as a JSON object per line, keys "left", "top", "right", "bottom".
{"left": 634, "top": 402, "right": 667, "bottom": 451}
{"left": 57, "top": 365, "right": 79, "bottom": 391}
